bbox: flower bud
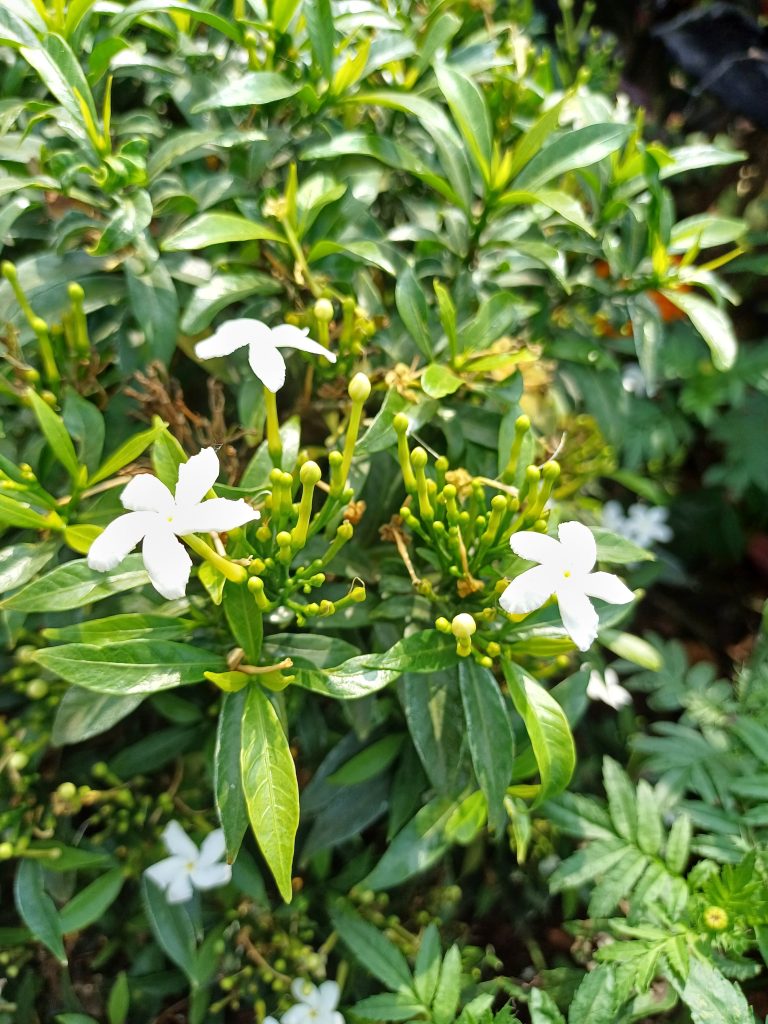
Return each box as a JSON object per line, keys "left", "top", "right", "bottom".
{"left": 314, "top": 298, "right": 334, "bottom": 322}
{"left": 300, "top": 460, "right": 322, "bottom": 486}
{"left": 451, "top": 613, "right": 477, "bottom": 639}
{"left": 411, "top": 447, "right": 428, "bottom": 469}
{"left": 393, "top": 412, "right": 410, "bottom": 435}
{"left": 435, "top": 616, "right": 451, "bottom": 633}
{"left": 348, "top": 372, "right": 371, "bottom": 403}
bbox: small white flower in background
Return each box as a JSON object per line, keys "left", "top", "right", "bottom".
{"left": 87, "top": 447, "right": 259, "bottom": 600}
{"left": 195, "top": 319, "right": 336, "bottom": 393}
{"left": 499, "top": 521, "right": 634, "bottom": 652}
{"left": 268, "top": 980, "right": 344, "bottom": 1024}
{"left": 144, "top": 821, "right": 231, "bottom": 904}
{"left": 602, "top": 500, "right": 672, "bottom": 548}
{"left": 587, "top": 667, "right": 632, "bottom": 711}
{"left": 621, "top": 362, "right": 647, "bottom": 396}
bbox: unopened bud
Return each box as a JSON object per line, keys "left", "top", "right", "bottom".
{"left": 314, "top": 298, "right": 334, "bottom": 322}
{"left": 348, "top": 372, "right": 371, "bottom": 403}
{"left": 451, "top": 613, "right": 477, "bottom": 639}
{"left": 300, "top": 460, "right": 322, "bottom": 486}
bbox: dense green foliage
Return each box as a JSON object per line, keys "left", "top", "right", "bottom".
{"left": 1, "top": 0, "right": 767, "bottom": 1022}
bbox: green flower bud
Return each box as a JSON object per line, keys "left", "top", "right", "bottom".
{"left": 0, "top": 842, "right": 14, "bottom": 860}
{"left": 300, "top": 460, "right": 322, "bottom": 486}
{"left": 451, "top": 613, "right": 476, "bottom": 639}
{"left": 9, "top": 752, "right": 28, "bottom": 771}
{"left": 314, "top": 298, "right": 334, "bottom": 323}
{"left": 348, "top": 372, "right": 371, "bottom": 403}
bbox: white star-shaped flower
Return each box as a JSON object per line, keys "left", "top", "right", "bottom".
{"left": 271, "top": 980, "right": 343, "bottom": 1024}
{"left": 587, "top": 667, "right": 632, "bottom": 710}
{"left": 195, "top": 319, "right": 336, "bottom": 393}
{"left": 499, "top": 521, "right": 634, "bottom": 651}
{"left": 144, "top": 821, "right": 231, "bottom": 904}
{"left": 87, "top": 447, "right": 259, "bottom": 600}
{"left": 602, "top": 500, "right": 672, "bottom": 548}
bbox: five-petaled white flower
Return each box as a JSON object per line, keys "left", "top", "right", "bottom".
{"left": 144, "top": 821, "right": 231, "bottom": 904}
{"left": 195, "top": 319, "right": 336, "bottom": 393}
{"left": 264, "top": 980, "right": 344, "bottom": 1024}
{"left": 587, "top": 667, "right": 632, "bottom": 710}
{"left": 87, "top": 447, "right": 259, "bottom": 600}
{"left": 603, "top": 500, "right": 672, "bottom": 549}
{"left": 499, "top": 521, "right": 634, "bottom": 652}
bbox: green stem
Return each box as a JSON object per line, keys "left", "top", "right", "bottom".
{"left": 264, "top": 387, "right": 283, "bottom": 467}
{"left": 183, "top": 534, "right": 247, "bottom": 583}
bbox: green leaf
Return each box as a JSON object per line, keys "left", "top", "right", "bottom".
{"left": 215, "top": 688, "right": 250, "bottom": 863}
{"left": 14, "top": 860, "right": 66, "bottom": 965}
{"left": 180, "top": 270, "right": 280, "bottom": 334}
{"left": 636, "top": 780, "right": 663, "bottom": 856}
{"left": 90, "top": 190, "right": 153, "bottom": 256}
{"left": 603, "top": 756, "right": 637, "bottom": 842}
{"left": 332, "top": 905, "right": 415, "bottom": 993}
{"left": 241, "top": 686, "right": 299, "bottom": 902}
{"left": 496, "top": 188, "right": 593, "bottom": 234}
{"left": 44, "top": 612, "right": 192, "bottom": 644}
{"left": 434, "top": 62, "right": 492, "bottom": 180}
{"left": 592, "top": 527, "right": 655, "bottom": 564}
{"left": 395, "top": 266, "right": 432, "bottom": 359}
{"left": 107, "top": 971, "right": 130, "bottom": 1024}
{"left": 33, "top": 640, "right": 225, "bottom": 694}
{"left": 502, "top": 659, "right": 575, "bottom": 806}
{"left": 113, "top": 0, "right": 242, "bottom": 43}
{"left": 413, "top": 923, "right": 442, "bottom": 1006}
{"left": 141, "top": 877, "right": 199, "bottom": 985}
{"left": 192, "top": 72, "right": 302, "bottom": 111}
{"left": 89, "top": 422, "right": 168, "bottom": 485}
{"left": 162, "top": 213, "right": 285, "bottom": 252}
{"left": 676, "top": 958, "right": 755, "bottom": 1024}
{"left": 422, "top": 363, "right": 462, "bottom": 399}
{"left": 223, "top": 582, "right": 263, "bottom": 663}
{"left": 0, "top": 540, "right": 58, "bottom": 593}
{"left": 432, "top": 945, "right": 462, "bottom": 1024}
{"left": 658, "top": 290, "right": 737, "bottom": 370}
{"left": 63, "top": 392, "right": 105, "bottom": 476}
{"left": 529, "top": 989, "right": 566, "bottom": 1024}
{"left": 271, "top": 0, "right": 302, "bottom": 33}
{"left": 400, "top": 669, "right": 467, "bottom": 792}
{"left": 305, "top": 0, "right": 333, "bottom": 78}
{"left": 670, "top": 214, "right": 745, "bottom": 252}
{"left": 363, "top": 796, "right": 455, "bottom": 890}
{"left": 327, "top": 734, "right": 405, "bottom": 785}
{"left": 506, "top": 95, "right": 567, "bottom": 181}
{"left": 52, "top": 689, "right": 144, "bottom": 745}
{"left": 27, "top": 389, "right": 81, "bottom": 483}
{"left": 1, "top": 555, "right": 148, "bottom": 611}
{"left": 0, "top": 493, "right": 59, "bottom": 530}
{"left": 350, "top": 995, "right": 426, "bottom": 1021}
{"left": 20, "top": 33, "right": 99, "bottom": 145}
{"left": 462, "top": 292, "right": 527, "bottom": 352}
{"left": 59, "top": 869, "right": 124, "bottom": 934}
{"left": 568, "top": 966, "right": 617, "bottom": 1024}
{"left": 513, "top": 123, "right": 631, "bottom": 190}
{"left": 665, "top": 813, "right": 692, "bottom": 874}
{"left": 458, "top": 660, "right": 514, "bottom": 834}
{"left": 151, "top": 423, "right": 186, "bottom": 489}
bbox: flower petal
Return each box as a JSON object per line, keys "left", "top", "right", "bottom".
{"left": 166, "top": 871, "right": 195, "bottom": 904}
{"left": 556, "top": 585, "right": 599, "bottom": 651}
{"left": 174, "top": 447, "right": 220, "bottom": 508}
{"left": 144, "top": 855, "right": 186, "bottom": 889}
{"left": 142, "top": 527, "right": 192, "bottom": 600}
{"left": 248, "top": 338, "right": 286, "bottom": 392}
{"left": 582, "top": 571, "right": 634, "bottom": 605}
{"left": 190, "top": 861, "right": 232, "bottom": 891}
{"left": 316, "top": 981, "right": 340, "bottom": 1012}
{"left": 557, "top": 521, "right": 597, "bottom": 573}
{"left": 162, "top": 820, "right": 199, "bottom": 860}
{"left": 270, "top": 324, "right": 337, "bottom": 363}
{"left": 197, "top": 829, "right": 226, "bottom": 868}
{"left": 172, "top": 497, "right": 260, "bottom": 536}
{"left": 121, "top": 474, "right": 175, "bottom": 515}
{"left": 509, "top": 530, "right": 562, "bottom": 565}
{"left": 195, "top": 318, "right": 265, "bottom": 359}
{"left": 499, "top": 564, "right": 556, "bottom": 614}
{"left": 87, "top": 512, "right": 157, "bottom": 572}
{"left": 283, "top": 1007, "right": 311, "bottom": 1024}
{"left": 291, "top": 979, "right": 316, "bottom": 1004}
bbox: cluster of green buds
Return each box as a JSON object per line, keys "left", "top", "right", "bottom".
{"left": 284, "top": 296, "right": 376, "bottom": 368}
{"left": 391, "top": 412, "right": 564, "bottom": 664}
{"left": 1, "top": 261, "right": 93, "bottom": 397}
{"left": 207, "top": 374, "right": 372, "bottom": 692}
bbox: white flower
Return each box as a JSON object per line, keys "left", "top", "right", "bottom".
{"left": 587, "top": 667, "right": 632, "bottom": 710}
{"left": 144, "top": 821, "right": 231, "bottom": 903}
{"left": 602, "top": 501, "right": 672, "bottom": 548}
{"left": 499, "top": 521, "right": 634, "bottom": 652}
{"left": 195, "top": 319, "right": 336, "bottom": 393}
{"left": 280, "top": 980, "right": 344, "bottom": 1024}
{"left": 87, "top": 447, "right": 259, "bottom": 600}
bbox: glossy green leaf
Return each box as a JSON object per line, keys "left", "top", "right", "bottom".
{"left": 89, "top": 422, "right": 168, "bottom": 485}
{"left": 59, "top": 869, "right": 124, "bottom": 934}
{"left": 1, "top": 555, "right": 148, "bottom": 611}
{"left": 332, "top": 905, "right": 415, "bottom": 993}
{"left": 363, "top": 796, "right": 455, "bottom": 890}
{"left": 0, "top": 493, "right": 58, "bottom": 530}
{"left": 52, "top": 689, "right": 144, "bottom": 746}
{"left": 223, "top": 582, "right": 263, "bottom": 663}
{"left": 413, "top": 923, "right": 441, "bottom": 1006}
{"left": 181, "top": 271, "right": 280, "bottom": 334}
{"left": 27, "top": 389, "right": 81, "bottom": 483}
{"left": 141, "top": 877, "right": 199, "bottom": 985}
{"left": 395, "top": 267, "right": 432, "bottom": 358}
{"left": 658, "top": 289, "right": 737, "bottom": 370}
{"left": 33, "top": 640, "right": 225, "bottom": 694}
{"left": 14, "top": 860, "right": 66, "bottom": 965}
{"left": 241, "top": 686, "right": 299, "bottom": 902}
{"left": 513, "top": 123, "right": 631, "bottom": 190}
{"left": 434, "top": 62, "right": 492, "bottom": 180}
{"left": 215, "top": 688, "right": 250, "bottom": 863}
{"left": 44, "top": 612, "right": 190, "bottom": 644}
{"left": 422, "top": 363, "right": 462, "bottom": 399}
{"left": 0, "top": 540, "right": 58, "bottom": 594}
{"left": 502, "top": 658, "right": 575, "bottom": 806}
{"left": 90, "top": 190, "right": 153, "bottom": 256}
{"left": 113, "top": 0, "right": 242, "bottom": 43}
{"left": 193, "top": 73, "right": 302, "bottom": 111}
{"left": 305, "top": 0, "right": 333, "bottom": 78}
{"left": 162, "top": 213, "right": 285, "bottom": 252}
{"left": 458, "top": 660, "right": 514, "bottom": 834}
{"left": 350, "top": 995, "right": 426, "bottom": 1021}
{"left": 431, "top": 945, "right": 461, "bottom": 1024}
